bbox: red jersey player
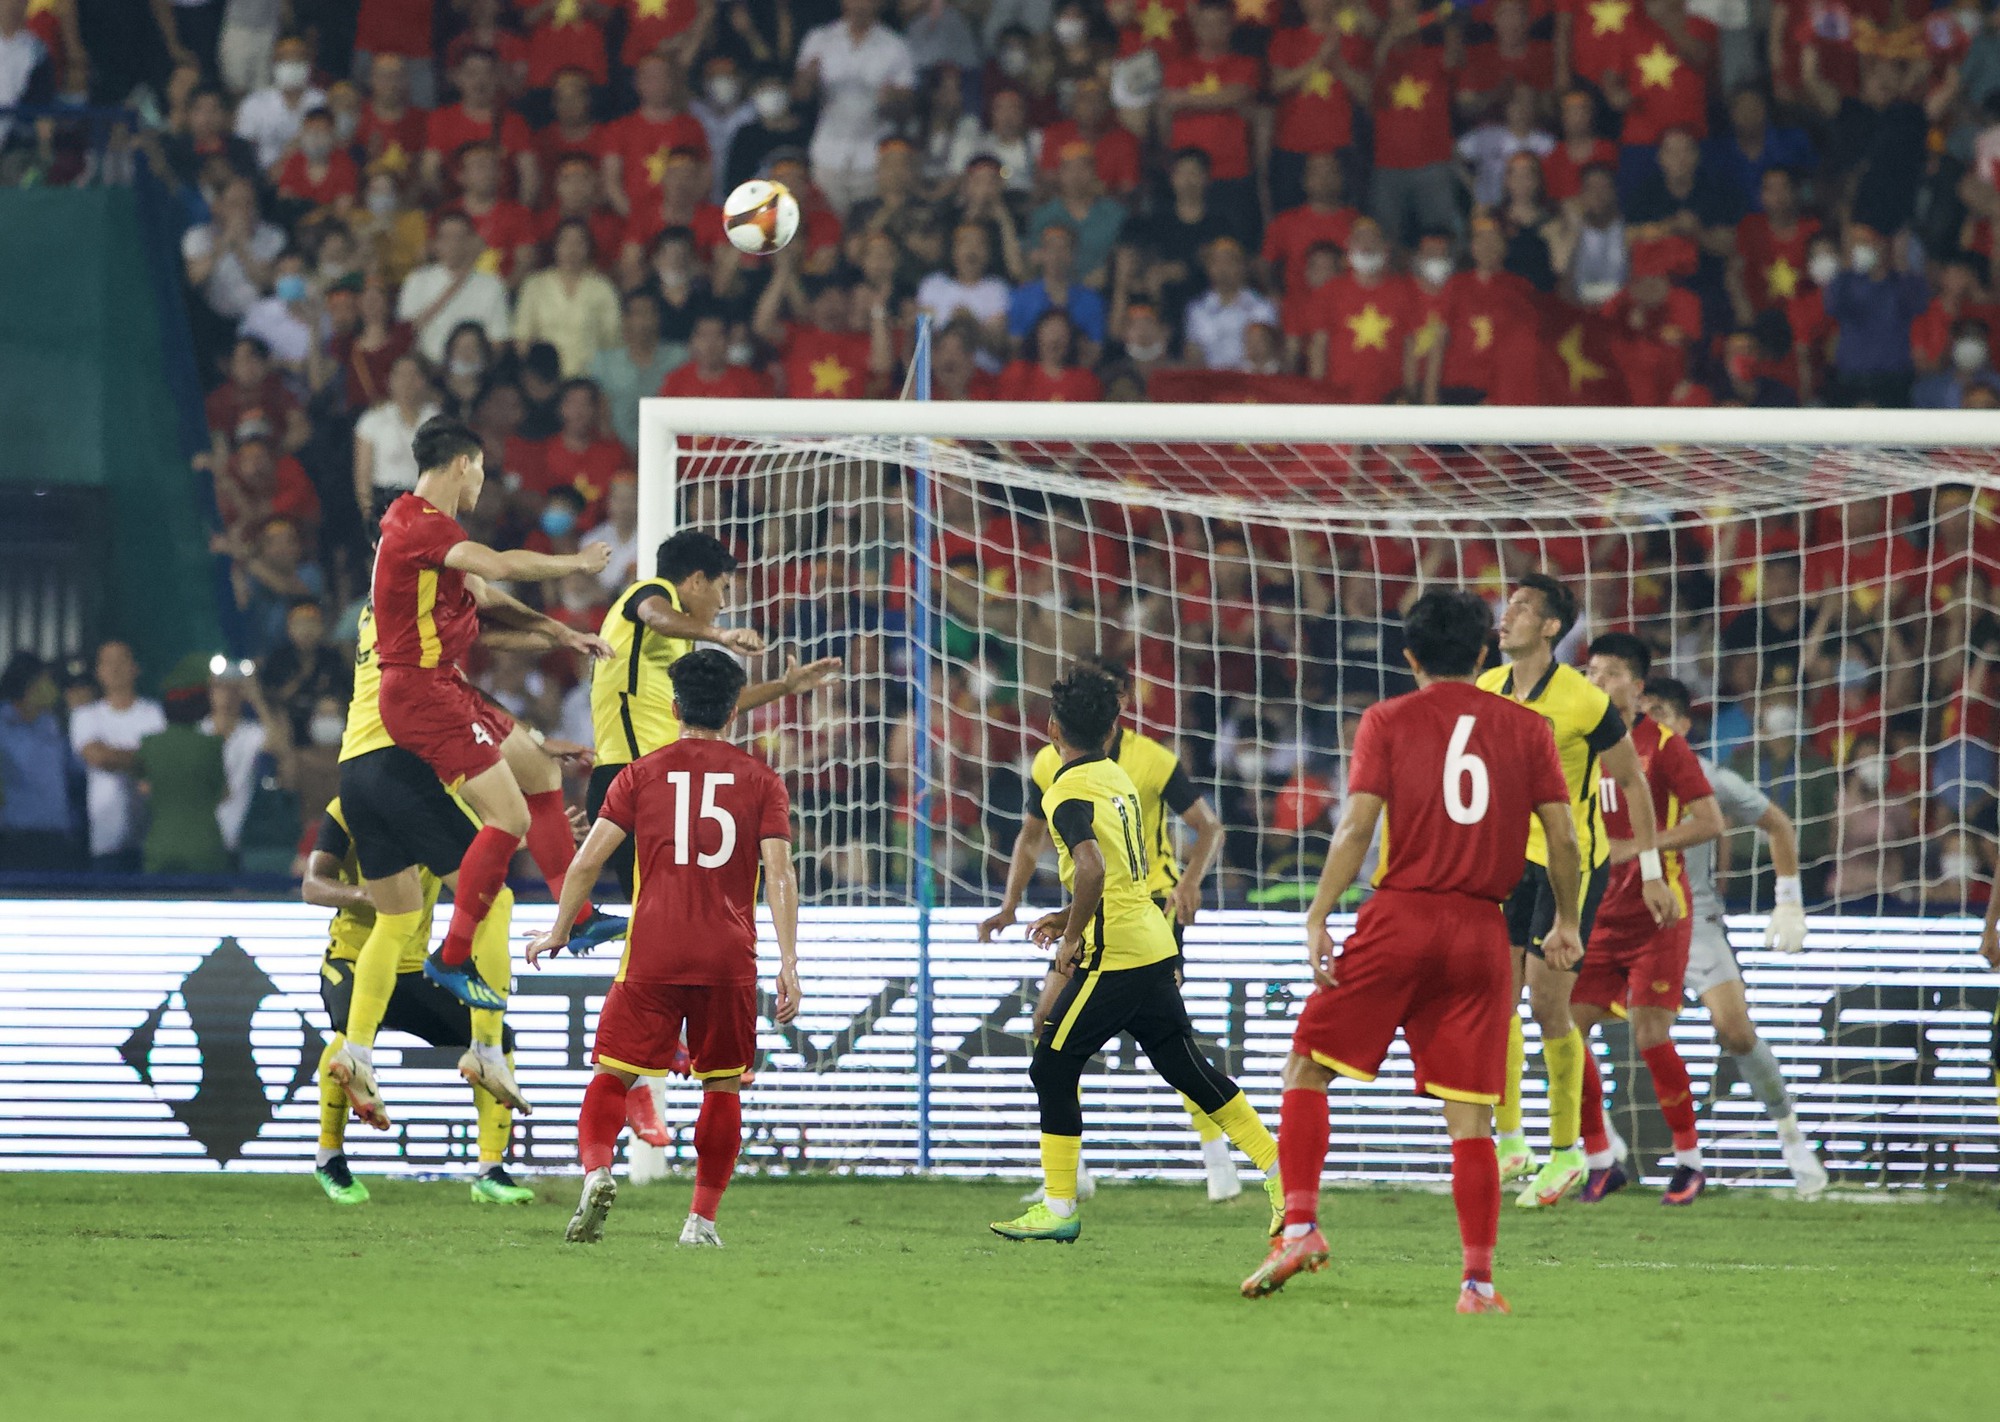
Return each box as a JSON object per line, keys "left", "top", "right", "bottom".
{"left": 371, "top": 417, "right": 614, "bottom": 1010}
{"left": 530, "top": 649, "right": 801, "bottom": 1247}
{"left": 1571, "top": 632, "right": 1724, "bottom": 1207}
{"left": 1243, "top": 589, "right": 1581, "bottom": 1314}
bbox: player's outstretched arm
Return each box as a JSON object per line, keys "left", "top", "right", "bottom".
{"left": 1601, "top": 734, "right": 1680, "bottom": 926}
{"left": 761, "top": 837, "right": 802, "bottom": 1025}
{"left": 444, "top": 537, "right": 613, "bottom": 588}
{"left": 633, "top": 592, "right": 769, "bottom": 656}
{"left": 1168, "top": 797, "right": 1225, "bottom": 927}
{"left": 301, "top": 851, "right": 373, "bottom": 913}
{"left": 1757, "top": 801, "right": 1810, "bottom": 953}
{"left": 1537, "top": 800, "right": 1586, "bottom": 972}
{"left": 526, "top": 818, "right": 626, "bottom": 965}
{"left": 468, "top": 573, "right": 614, "bottom": 661}
{"left": 1303, "top": 792, "right": 1384, "bottom": 987}
{"left": 980, "top": 813, "right": 1052, "bottom": 942}
{"left": 737, "top": 655, "right": 844, "bottom": 714}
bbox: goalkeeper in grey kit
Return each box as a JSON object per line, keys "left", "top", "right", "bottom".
{"left": 1643, "top": 678, "right": 1828, "bottom": 1197}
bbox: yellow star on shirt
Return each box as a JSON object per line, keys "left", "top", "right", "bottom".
{"left": 809, "top": 355, "right": 854, "bottom": 395}
{"left": 1347, "top": 304, "right": 1393, "bottom": 351}
{"left": 636, "top": 0, "right": 670, "bottom": 16}
{"left": 1193, "top": 71, "right": 1222, "bottom": 95}
{"left": 553, "top": 0, "right": 582, "bottom": 24}
{"left": 1766, "top": 255, "right": 1800, "bottom": 298}
{"left": 1636, "top": 42, "right": 1681, "bottom": 89}
{"left": 1305, "top": 68, "right": 1335, "bottom": 99}
{"left": 1413, "top": 314, "right": 1445, "bottom": 357}
{"left": 1235, "top": 0, "right": 1273, "bottom": 23}
{"left": 644, "top": 146, "right": 670, "bottom": 187}
{"left": 28, "top": 0, "right": 56, "bottom": 16}
{"left": 1336, "top": 6, "right": 1362, "bottom": 33}
{"left": 1556, "top": 324, "right": 1606, "bottom": 389}
{"left": 1140, "top": 1, "right": 1177, "bottom": 41}
{"left": 1470, "top": 314, "right": 1495, "bottom": 351}
{"left": 1588, "top": 0, "right": 1632, "bottom": 36}
{"left": 1391, "top": 75, "right": 1430, "bottom": 110}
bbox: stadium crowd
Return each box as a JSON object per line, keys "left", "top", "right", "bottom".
{"left": 0, "top": 0, "right": 1997, "bottom": 910}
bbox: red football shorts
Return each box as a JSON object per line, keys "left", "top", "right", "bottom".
{"left": 378, "top": 666, "right": 513, "bottom": 789}
{"left": 1572, "top": 914, "right": 1693, "bottom": 1014}
{"left": 592, "top": 980, "right": 758, "bottom": 1079}
{"left": 1291, "top": 888, "right": 1513, "bottom": 1105}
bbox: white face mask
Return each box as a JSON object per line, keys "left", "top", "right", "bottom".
{"left": 274, "top": 60, "right": 311, "bottom": 92}
{"left": 1954, "top": 336, "right": 1989, "bottom": 373}
{"left": 753, "top": 87, "right": 789, "bottom": 122}
{"left": 1234, "top": 747, "right": 1267, "bottom": 781}
{"left": 966, "top": 666, "right": 997, "bottom": 704}
{"left": 1807, "top": 251, "right": 1840, "bottom": 286}
{"left": 1852, "top": 754, "right": 1886, "bottom": 791}
{"left": 998, "top": 47, "right": 1030, "bottom": 77}
{"left": 367, "top": 186, "right": 398, "bottom": 218}
{"left": 1849, "top": 243, "right": 1880, "bottom": 275}
{"left": 1126, "top": 336, "right": 1166, "bottom": 363}
{"left": 726, "top": 338, "right": 755, "bottom": 366}
{"left": 708, "top": 76, "right": 742, "bottom": 109}
{"left": 1055, "top": 15, "right": 1089, "bottom": 45}
{"left": 1348, "top": 249, "right": 1386, "bottom": 279}
{"left": 448, "top": 356, "right": 485, "bottom": 378}
{"left": 334, "top": 110, "right": 358, "bottom": 142}
{"left": 1417, "top": 254, "right": 1453, "bottom": 287}
{"left": 309, "top": 713, "right": 345, "bottom": 747}
{"left": 1941, "top": 849, "right": 1978, "bottom": 879}
{"left": 1761, "top": 703, "right": 1799, "bottom": 739}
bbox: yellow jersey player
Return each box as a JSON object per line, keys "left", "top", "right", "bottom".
{"left": 303, "top": 798, "right": 532, "bottom": 1206}
{"left": 988, "top": 666, "right": 1280, "bottom": 1244}
{"left": 586, "top": 528, "right": 838, "bottom": 900}
{"left": 981, "top": 661, "right": 1231, "bottom": 1199}
{"left": 1474, "top": 574, "right": 1678, "bottom": 1207}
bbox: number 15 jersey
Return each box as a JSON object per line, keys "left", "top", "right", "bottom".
{"left": 1349, "top": 681, "right": 1570, "bottom": 903}
{"left": 597, "top": 736, "right": 793, "bottom": 986}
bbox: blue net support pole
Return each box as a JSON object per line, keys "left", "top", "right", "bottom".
{"left": 907, "top": 313, "right": 936, "bottom": 1173}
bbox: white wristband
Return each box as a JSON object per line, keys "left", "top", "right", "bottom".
{"left": 1774, "top": 875, "right": 1803, "bottom": 908}
{"left": 1638, "top": 849, "right": 1664, "bottom": 883}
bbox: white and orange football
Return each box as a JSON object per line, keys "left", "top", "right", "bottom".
{"left": 723, "top": 179, "right": 801, "bottom": 256}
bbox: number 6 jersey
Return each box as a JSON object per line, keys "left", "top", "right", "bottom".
{"left": 1347, "top": 681, "right": 1570, "bottom": 904}
{"left": 1041, "top": 754, "right": 1180, "bottom": 972}
{"left": 597, "top": 737, "right": 793, "bottom": 986}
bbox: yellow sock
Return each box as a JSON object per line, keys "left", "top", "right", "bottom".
{"left": 1545, "top": 1026, "right": 1584, "bottom": 1151}
{"left": 1183, "top": 1094, "right": 1225, "bottom": 1143}
{"left": 317, "top": 1039, "right": 347, "bottom": 1151}
{"left": 1208, "top": 1091, "right": 1278, "bottom": 1173}
{"left": 475, "top": 1053, "right": 513, "bottom": 1163}
{"left": 345, "top": 909, "right": 421, "bottom": 1049}
{"left": 1496, "top": 1013, "right": 1525, "bottom": 1136}
{"left": 468, "top": 887, "right": 513, "bottom": 1049}
{"left": 1041, "top": 1133, "right": 1082, "bottom": 1201}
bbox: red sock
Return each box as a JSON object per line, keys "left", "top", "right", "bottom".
{"left": 690, "top": 1091, "right": 742, "bottom": 1221}
{"left": 1451, "top": 1137, "right": 1500, "bottom": 1284}
{"left": 1278, "top": 1088, "right": 1330, "bottom": 1228}
{"left": 1580, "top": 1044, "right": 1608, "bottom": 1157}
{"left": 1642, "top": 1041, "right": 1700, "bottom": 1153}
{"left": 525, "top": 790, "right": 593, "bottom": 922}
{"left": 577, "top": 1073, "right": 628, "bottom": 1173}
{"left": 440, "top": 824, "right": 518, "bottom": 965}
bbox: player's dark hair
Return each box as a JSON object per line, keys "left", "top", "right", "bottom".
{"left": 1404, "top": 589, "right": 1493, "bottom": 678}
{"left": 411, "top": 415, "right": 482, "bottom": 475}
{"left": 1091, "top": 658, "right": 1134, "bottom": 696}
{"left": 1049, "top": 664, "right": 1122, "bottom": 751}
{"left": 1516, "top": 572, "right": 1577, "bottom": 642}
{"left": 1587, "top": 631, "right": 1652, "bottom": 681}
{"left": 657, "top": 528, "right": 739, "bottom": 583}
{"left": 669, "top": 648, "right": 748, "bottom": 731}
{"left": 1643, "top": 675, "right": 1694, "bottom": 724}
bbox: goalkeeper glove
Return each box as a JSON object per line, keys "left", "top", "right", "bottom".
{"left": 1765, "top": 875, "right": 1807, "bottom": 953}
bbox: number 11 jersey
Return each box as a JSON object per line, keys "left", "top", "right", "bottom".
{"left": 597, "top": 737, "right": 793, "bottom": 986}
{"left": 1349, "top": 681, "right": 1569, "bottom": 904}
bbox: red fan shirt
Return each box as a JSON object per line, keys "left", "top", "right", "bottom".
{"left": 1270, "top": 24, "right": 1370, "bottom": 153}
{"left": 660, "top": 363, "right": 776, "bottom": 398}
{"left": 617, "top": 0, "right": 704, "bottom": 67}
{"left": 602, "top": 110, "right": 710, "bottom": 216}
{"left": 1594, "top": 714, "right": 1711, "bottom": 934}
{"left": 622, "top": 200, "right": 727, "bottom": 258}
{"left": 1561, "top": 0, "right": 1644, "bottom": 81}
{"left": 1312, "top": 274, "right": 1420, "bottom": 403}
{"left": 1439, "top": 270, "right": 1542, "bottom": 393}
{"left": 535, "top": 433, "right": 633, "bottom": 505}
{"left": 357, "top": 103, "right": 430, "bottom": 173}
{"left": 599, "top": 737, "right": 793, "bottom": 986}
{"left": 996, "top": 361, "right": 1103, "bottom": 402}
{"left": 1347, "top": 680, "right": 1569, "bottom": 902}
{"left": 1163, "top": 51, "right": 1263, "bottom": 181}
{"left": 276, "top": 150, "right": 361, "bottom": 207}
{"left": 1460, "top": 38, "right": 1556, "bottom": 95}
{"left": 1736, "top": 213, "right": 1821, "bottom": 311}
{"left": 454, "top": 197, "right": 540, "bottom": 276}
{"left": 783, "top": 326, "right": 876, "bottom": 399}
{"left": 517, "top": 1, "right": 610, "bottom": 87}
{"left": 371, "top": 494, "right": 478, "bottom": 671}
{"left": 425, "top": 104, "right": 535, "bottom": 163}
{"left": 357, "top": 0, "right": 433, "bottom": 55}
{"left": 1262, "top": 203, "right": 1360, "bottom": 291}
{"left": 1543, "top": 137, "right": 1619, "bottom": 203}
{"left": 1036, "top": 120, "right": 1144, "bottom": 194}
{"left": 1619, "top": 16, "right": 1717, "bottom": 145}
{"left": 1372, "top": 43, "right": 1455, "bottom": 170}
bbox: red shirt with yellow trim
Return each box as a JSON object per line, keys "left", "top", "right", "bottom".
{"left": 782, "top": 325, "right": 875, "bottom": 399}
{"left": 600, "top": 737, "right": 792, "bottom": 986}
{"left": 370, "top": 493, "right": 477, "bottom": 671}
{"left": 1594, "top": 714, "right": 1710, "bottom": 934}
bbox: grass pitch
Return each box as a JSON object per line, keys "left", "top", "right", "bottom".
{"left": 1, "top": 1173, "right": 1995, "bottom": 1422}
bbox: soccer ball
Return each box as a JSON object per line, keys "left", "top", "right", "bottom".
{"left": 723, "top": 179, "right": 800, "bottom": 256}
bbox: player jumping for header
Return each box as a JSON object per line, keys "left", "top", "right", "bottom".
{"left": 1244, "top": 588, "right": 1582, "bottom": 1313}
{"left": 530, "top": 650, "right": 802, "bottom": 1248}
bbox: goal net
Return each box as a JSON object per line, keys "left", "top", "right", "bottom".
{"left": 627, "top": 398, "right": 2000, "bottom": 1186}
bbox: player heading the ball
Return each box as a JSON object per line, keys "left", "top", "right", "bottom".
{"left": 1242, "top": 588, "right": 1581, "bottom": 1314}
{"left": 530, "top": 649, "right": 801, "bottom": 1249}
